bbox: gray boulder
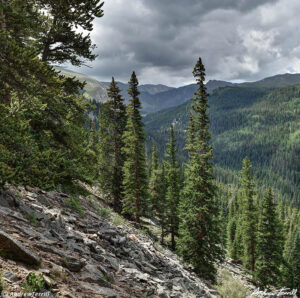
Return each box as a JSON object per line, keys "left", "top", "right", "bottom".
{"left": 0, "top": 231, "right": 40, "bottom": 266}
{"left": 79, "top": 264, "right": 111, "bottom": 287}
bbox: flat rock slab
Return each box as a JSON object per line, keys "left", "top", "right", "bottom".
{"left": 80, "top": 282, "right": 119, "bottom": 298}
{"left": 0, "top": 231, "right": 40, "bottom": 266}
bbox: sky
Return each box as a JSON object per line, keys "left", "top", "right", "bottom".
{"left": 67, "top": 0, "right": 300, "bottom": 87}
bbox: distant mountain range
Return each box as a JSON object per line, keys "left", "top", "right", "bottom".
{"left": 57, "top": 67, "right": 300, "bottom": 114}
{"left": 55, "top": 67, "right": 233, "bottom": 113}
{"left": 143, "top": 76, "right": 300, "bottom": 205}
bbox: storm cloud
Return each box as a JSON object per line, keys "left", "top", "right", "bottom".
{"left": 67, "top": 0, "right": 300, "bottom": 86}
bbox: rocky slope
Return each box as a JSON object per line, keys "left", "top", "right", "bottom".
{"left": 0, "top": 185, "right": 218, "bottom": 297}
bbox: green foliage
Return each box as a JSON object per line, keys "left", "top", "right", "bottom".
{"left": 28, "top": 213, "right": 38, "bottom": 226}
{"left": 96, "top": 78, "right": 127, "bottom": 211}
{"left": 282, "top": 230, "right": 300, "bottom": 292}
{"left": 122, "top": 72, "right": 148, "bottom": 223}
{"left": 144, "top": 84, "right": 300, "bottom": 206}
{"left": 23, "top": 273, "right": 46, "bottom": 293}
{"left": 65, "top": 196, "right": 84, "bottom": 217}
{"left": 112, "top": 213, "right": 126, "bottom": 226}
{"left": 254, "top": 188, "right": 284, "bottom": 288}
{"left": 0, "top": 0, "right": 103, "bottom": 190}
{"left": 217, "top": 269, "right": 250, "bottom": 298}
{"left": 165, "top": 125, "right": 180, "bottom": 250}
{"left": 240, "top": 157, "right": 257, "bottom": 272}
{"left": 178, "top": 58, "right": 224, "bottom": 282}
{"left": 289, "top": 231, "right": 300, "bottom": 292}
{"left": 97, "top": 205, "right": 111, "bottom": 219}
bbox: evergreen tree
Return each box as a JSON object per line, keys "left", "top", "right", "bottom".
{"left": 281, "top": 212, "right": 300, "bottom": 290}
{"left": 39, "top": 0, "right": 104, "bottom": 65}
{"left": 149, "top": 142, "right": 168, "bottom": 243}
{"left": 240, "top": 157, "right": 257, "bottom": 272}
{"left": 107, "top": 78, "right": 127, "bottom": 212}
{"left": 122, "top": 72, "right": 148, "bottom": 223}
{"left": 96, "top": 103, "right": 114, "bottom": 198}
{"left": 289, "top": 231, "right": 300, "bottom": 292}
{"left": 0, "top": 0, "right": 103, "bottom": 188}
{"left": 149, "top": 142, "right": 160, "bottom": 215}
{"left": 254, "top": 187, "right": 283, "bottom": 288}
{"left": 178, "top": 58, "right": 224, "bottom": 282}
{"left": 158, "top": 162, "right": 168, "bottom": 245}
{"left": 227, "top": 198, "right": 237, "bottom": 259}
{"left": 165, "top": 125, "right": 180, "bottom": 250}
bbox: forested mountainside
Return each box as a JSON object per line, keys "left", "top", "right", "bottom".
{"left": 144, "top": 84, "right": 300, "bottom": 206}
{"left": 1, "top": 0, "right": 300, "bottom": 296}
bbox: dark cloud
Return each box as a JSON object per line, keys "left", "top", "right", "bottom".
{"left": 67, "top": 0, "right": 300, "bottom": 86}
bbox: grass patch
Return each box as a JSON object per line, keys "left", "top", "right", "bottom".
{"left": 50, "top": 269, "right": 68, "bottom": 282}
{"left": 97, "top": 206, "right": 111, "bottom": 219}
{"left": 216, "top": 269, "right": 250, "bottom": 298}
{"left": 65, "top": 196, "right": 84, "bottom": 217}
{"left": 28, "top": 213, "right": 38, "bottom": 226}
{"left": 112, "top": 213, "right": 125, "bottom": 226}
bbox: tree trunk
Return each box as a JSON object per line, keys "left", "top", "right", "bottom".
{"left": 171, "top": 225, "right": 175, "bottom": 250}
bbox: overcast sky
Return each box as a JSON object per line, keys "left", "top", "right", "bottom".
{"left": 67, "top": 0, "right": 300, "bottom": 87}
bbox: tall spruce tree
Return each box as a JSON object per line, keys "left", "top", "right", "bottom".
{"left": 96, "top": 78, "right": 126, "bottom": 211}
{"left": 96, "top": 103, "right": 113, "bottom": 197}
{"left": 240, "top": 157, "right": 257, "bottom": 272}
{"left": 149, "top": 142, "right": 168, "bottom": 244}
{"left": 227, "top": 197, "right": 237, "bottom": 259}
{"left": 254, "top": 187, "right": 283, "bottom": 288}
{"left": 289, "top": 231, "right": 300, "bottom": 292}
{"left": 107, "top": 78, "right": 127, "bottom": 212}
{"left": 166, "top": 125, "right": 180, "bottom": 250}
{"left": 159, "top": 162, "right": 168, "bottom": 245}
{"left": 178, "top": 58, "right": 224, "bottom": 282}
{"left": 122, "top": 72, "right": 148, "bottom": 223}
{"left": 149, "top": 142, "right": 160, "bottom": 215}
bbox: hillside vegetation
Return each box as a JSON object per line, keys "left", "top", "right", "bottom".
{"left": 145, "top": 84, "right": 300, "bottom": 205}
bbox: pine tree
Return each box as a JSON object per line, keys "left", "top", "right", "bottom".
{"left": 227, "top": 198, "right": 237, "bottom": 259}
{"left": 158, "top": 162, "right": 168, "bottom": 245}
{"left": 39, "top": 0, "right": 104, "bottom": 65}
{"left": 178, "top": 58, "right": 224, "bottom": 282}
{"left": 289, "top": 231, "right": 300, "bottom": 292}
{"left": 240, "top": 157, "right": 257, "bottom": 272}
{"left": 122, "top": 72, "right": 148, "bottom": 223}
{"left": 254, "top": 187, "right": 283, "bottom": 288}
{"left": 106, "top": 77, "right": 127, "bottom": 212}
{"left": 149, "top": 142, "right": 160, "bottom": 215}
{"left": 0, "top": 0, "right": 103, "bottom": 188}
{"left": 281, "top": 212, "right": 300, "bottom": 290}
{"left": 149, "top": 142, "right": 168, "bottom": 243}
{"left": 165, "top": 125, "right": 180, "bottom": 250}
{"left": 96, "top": 103, "right": 114, "bottom": 198}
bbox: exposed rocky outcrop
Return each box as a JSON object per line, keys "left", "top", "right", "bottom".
{"left": 0, "top": 185, "right": 217, "bottom": 297}
{"left": 0, "top": 231, "right": 40, "bottom": 266}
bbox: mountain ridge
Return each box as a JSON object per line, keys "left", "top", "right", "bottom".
{"left": 57, "top": 67, "right": 300, "bottom": 114}
{"left": 144, "top": 83, "right": 300, "bottom": 205}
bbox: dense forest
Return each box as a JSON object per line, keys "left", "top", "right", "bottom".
{"left": 145, "top": 84, "right": 300, "bottom": 206}
{"left": 1, "top": 0, "right": 300, "bottom": 294}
